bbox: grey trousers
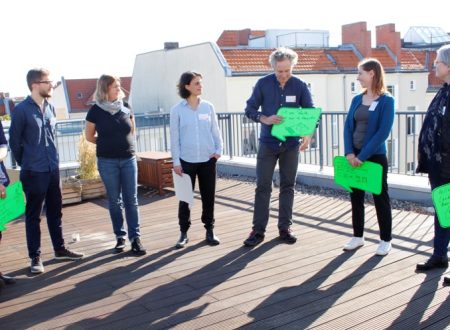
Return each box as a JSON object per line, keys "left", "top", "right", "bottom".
{"left": 252, "top": 143, "right": 299, "bottom": 233}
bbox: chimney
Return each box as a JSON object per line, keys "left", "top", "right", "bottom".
{"left": 164, "top": 42, "right": 179, "bottom": 50}
{"left": 238, "top": 29, "right": 251, "bottom": 46}
{"left": 342, "top": 22, "right": 372, "bottom": 58}
{"left": 376, "top": 24, "right": 401, "bottom": 60}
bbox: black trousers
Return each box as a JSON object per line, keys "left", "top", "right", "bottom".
{"left": 178, "top": 158, "right": 217, "bottom": 233}
{"left": 350, "top": 153, "right": 392, "bottom": 241}
{"left": 20, "top": 169, "right": 64, "bottom": 258}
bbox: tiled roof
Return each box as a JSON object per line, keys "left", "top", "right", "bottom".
{"left": 250, "top": 30, "right": 266, "bottom": 38}
{"left": 66, "top": 77, "right": 131, "bottom": 112}
{"left": 409, "top": 50, "right": 442, "bottom": 87}
{"left": 399, "top": 50, "right": 423, "bottom": 70}
{"left": 370, "top": 49, "right": 397, "bottom": 69}
{"left": 326, "top": 50, "right": 360, "bottom": 70}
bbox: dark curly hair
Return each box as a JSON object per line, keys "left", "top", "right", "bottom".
{"left": 177, "top": 71, "right": 202, "bottom": 99}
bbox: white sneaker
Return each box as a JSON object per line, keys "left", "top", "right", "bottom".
{"left": 343, "top": 237, "right": 365, "bottom": 251}
{"left": 376, "top": 240, "right": 392, "bottom": 256}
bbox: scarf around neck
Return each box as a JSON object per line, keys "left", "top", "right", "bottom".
{"left": 96, "top": 99, "right": 129, "bottom": 115}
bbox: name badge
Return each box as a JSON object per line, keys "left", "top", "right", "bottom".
{"left": 198, "top": 113, "right": 209, "bottom": 120}
{"left": 368, "top": 101, "right": 379, "bottom": 111}
{"left": 286, "top": 95, "right": 296, "bottom": 103}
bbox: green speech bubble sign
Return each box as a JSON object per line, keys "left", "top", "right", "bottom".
{"left": 333, "top": 156, "right": 383, "bottom": 195}
{"left": 432, "top": 183, "right": 450, "bottom": 228}
{"left": 0, "top": 181, "right": 25, "bottom": 231}
{"left": 271, "top": 107, "right": 321, "bottom": 142}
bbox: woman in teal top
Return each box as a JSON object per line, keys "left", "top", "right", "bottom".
{"left": 343, "top": 58, "right": 395, "bottom": 256}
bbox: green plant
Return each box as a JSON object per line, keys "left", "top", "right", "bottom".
{"left": 77, "top": 132, "right": 99, "bottom": 180}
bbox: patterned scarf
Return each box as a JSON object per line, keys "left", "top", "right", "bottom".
{"left": 417, "top": 83, "right": 450, "bottom": 173}
{"left": 96, "top": 99, "right": 129, "bottom": 115}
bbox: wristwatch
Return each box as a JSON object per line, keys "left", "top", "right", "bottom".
{"left": 255, "top": 113, "right": 262, "bottom": 123}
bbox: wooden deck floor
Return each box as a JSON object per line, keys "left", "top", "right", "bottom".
{"left": 0, "top": 178, "right": 449, "bottom": 329}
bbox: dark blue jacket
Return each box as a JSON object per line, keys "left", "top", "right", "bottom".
{"left": 344, "top": 93, "right": 394, "bottom": 161}
{"left": 9, "top": 96, "right": 59, "bottom": 172}
{"left": 245, "top": 74, "right": 314, "bottom": 149}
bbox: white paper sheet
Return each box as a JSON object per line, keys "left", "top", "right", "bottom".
{"left": 172, "top": 170, "right": 194, "bottom": 208}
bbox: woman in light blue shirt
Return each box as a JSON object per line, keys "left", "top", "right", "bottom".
{"left": 170, "top": 71, "right": 223, "bottom": 249}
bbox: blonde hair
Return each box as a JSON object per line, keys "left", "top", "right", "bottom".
{"left": 94, "top": 74, "right": 125, "bottom": 102}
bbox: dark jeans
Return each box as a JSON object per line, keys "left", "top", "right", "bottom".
{"left": 20, "top": 169, "right": 64, "bottom": 259}
{"left": 350, "top": 153, "right": 392, "bottom": 241}
{"left": 178, "top": 158, "right": 217, "bottom": 233}
{"left": 429, "top": 171, "right": 450, "bottom": 258}
{"left": 252, "top": 143, "right": 299, "bottom": 233}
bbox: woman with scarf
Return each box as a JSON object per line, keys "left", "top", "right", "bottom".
{"left": 0, "top": 119, "right": 16, "bottom": 291}
{"left": 85, "top": 75, "right": 146, "bottom": 255}
{"left": 416, "top": 45, "right": 450, "bottom": 283}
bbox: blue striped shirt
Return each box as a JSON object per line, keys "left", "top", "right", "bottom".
{"left": 170, "top": 99, "right": 223, "bottom": 166}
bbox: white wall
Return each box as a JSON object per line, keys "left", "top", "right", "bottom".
{"left": 131, "top": 42, "right": 229, "bottom": 114}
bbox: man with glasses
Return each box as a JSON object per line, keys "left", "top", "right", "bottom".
{"left": 9, "top": 68, "right": 83, "bottom": 274}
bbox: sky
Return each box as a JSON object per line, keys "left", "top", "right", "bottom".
{"left": 1, "top": 0, "right": 450, "bottom": 97}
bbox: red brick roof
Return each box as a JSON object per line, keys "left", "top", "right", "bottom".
{"left": 66, "top": 77, "right": 131, "bottom": 112}
{"left": 221, "top": 48, "right": 435, "bottom": 76}
{"left": 217, "top": 29, "right": 266, "bottom": 47}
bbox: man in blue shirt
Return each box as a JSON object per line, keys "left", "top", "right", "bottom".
{"left": 9, "top": 68, "right": 83, "bottom": 274}
{"left": 244, "top": 47, "right": 314, "bottom": 246}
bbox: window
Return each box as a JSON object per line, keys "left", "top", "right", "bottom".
{"left": 387, "top": 139, "right": 398, "bottom": 168}
{"left": 407, "top": 162, "right": 415, "bottom": 174}
{"left": 387, "top": 85, "right": 399, "bottom": 109}
{"left": 409, "top": 80, "right": 416, "bottom": 91}
{"left": 387, "top": 85, "right": 395, "bottom": 96}
{"left": 407, "top": 116, "right": 416, "bottom": 135}
{"left": 331, "top": 115, "right": 338, "bottom": 147}
{"left": 76, "top": 92, "right": 83, "bottom": 99}
{"left": 350, "top": 82, "right": 357, "bottom": 93}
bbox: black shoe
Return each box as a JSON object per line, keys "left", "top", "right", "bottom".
{"left": 206, "top": 229, "right": 220, "bottom": 246}
{"left": 279, "top": 228, "right": 297, "bottom": 244}
{"left": 176, "top": 232, "right": 189, "bottom": 249}
{"left": 443, "top": 276, "right": 450, "bottom": 285}
{"left": 55, "top": 248, "right": 84, "bottom": 260}
{"left": 30, "top": 256, "right": 44, "bottom": 274}
{"left": 114, "top": 238, "right": 126, "bottom": 252}
{"left": 0, "top": 274, "right": 16, "bottom": 285}
{"left": 131, "top": 237, "right": 146, "bottom": 255}
{"left": 416, "top": 256, "right": 448, "bottom": 271}
{"left": 244, "top": 230, "right": 265, "bottom": 247}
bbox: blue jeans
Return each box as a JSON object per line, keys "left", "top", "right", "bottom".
{"left": 429, "top": 171, "right": 450, "bottom": 258}
{"left": 252, "top": 143, "right": 299, "bottom": 233}
{"left": 20, "top": 169, "right": 64, "bottom": 258}
{"left": 97, "top": 156, "right": 141, "bottom": 241}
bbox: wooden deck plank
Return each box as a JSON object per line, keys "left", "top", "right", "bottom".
{"left": 0, "top": 178, "right": 446, "bottom": 330}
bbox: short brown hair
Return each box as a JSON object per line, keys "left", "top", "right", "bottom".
{"left": 358, "top": 58, "right": 386, "bottom": 95}
{"left": 26, "top": 68, "right": 50, "bottom": 91}
{"left": 94, "top": 75, "right": 124, "bottom": 102}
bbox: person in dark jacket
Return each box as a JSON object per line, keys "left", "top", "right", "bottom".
{"left": 85, "top": 74, "right": 146, "bottom": 255}
{"left": 342, "top": 58, "right": 395, "bottom": 256}
{"left": 9, "top": 68, "right": 84, "bottom": 274}
{"left": 0, "top": 119, "right": 16, "bottom": 291}
{"left": 243, "top": 47, "right": 314, "bottom": 247}
{"left": 416, "top": 45, "right": 450, "bottom": 283}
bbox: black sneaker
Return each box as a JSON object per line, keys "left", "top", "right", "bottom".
{"left": 54, "top": 248, "right": 84, "bottom": 260}
{"left": 131, "top": 237, "right": 146, "bottom": 255}
{"left": 279, "top": 228, "right": 297, "bottom": 244}
{"left": 175, "top": 232, "right": 189, "bottom": 249}
{"left": 114, "top": 238, "right": 126, "bottom": 252}
{"left": 416, "top": 256, "right": 448, "bottom": 271}
{"left": 30, "top": 257, "right": 44, "bottom": 274}
{"left": 244, "top": 230, "right": 265, "bottom": 247}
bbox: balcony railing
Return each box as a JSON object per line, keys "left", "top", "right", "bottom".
{"left": 2, "top": 111, "right": 428, "bottom": 176}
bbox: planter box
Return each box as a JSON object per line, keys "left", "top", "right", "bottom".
{"left": 80, "top": 178, "right": 106, "bottom": 200}
{"left": 62, "top": 177, "right": 82, "bottom": 205}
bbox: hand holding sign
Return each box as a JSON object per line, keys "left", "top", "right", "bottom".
{"left": 333, "top": 156, "right": 383, "bottom": 195}
{"left": 432, "top": 183, "right": 450, "bottom": 228}
{"left": 0, "top": 181, "right": 25, "bottom": 231}
{"left": 271, "top": 107, "right": 321, "bottom": 142}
